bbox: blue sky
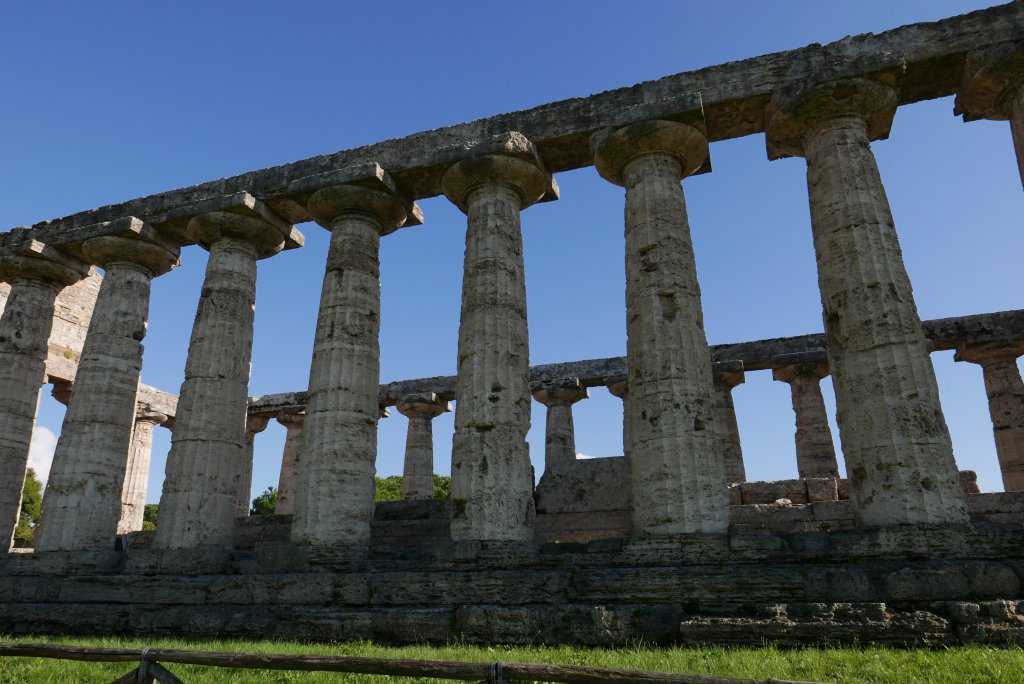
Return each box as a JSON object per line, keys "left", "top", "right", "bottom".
{"left": 2, "top": 1, "right": 1021, "bottom": 503}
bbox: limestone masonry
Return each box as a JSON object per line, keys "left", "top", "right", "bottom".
{"left": 0, "top": 3, "right": 1023, "bottom": 645}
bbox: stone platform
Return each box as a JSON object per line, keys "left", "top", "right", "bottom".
{"left": 1, "top": 523, "right": 1022, "bottom": 646}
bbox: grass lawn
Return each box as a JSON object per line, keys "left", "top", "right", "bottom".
{"left": 0, "top": 636, "right": 1022, "bottom": 683}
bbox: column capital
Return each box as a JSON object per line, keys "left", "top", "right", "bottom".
{"left": 606, "top": 380, "right": 628, "bottom": 399}
{"left": 246, "top": 413, "right": 273, "bottom": 435}
{"left": 396, "top": 392, "right": 450, "bottom": 419}
{"left": 276, "top": 411, "right": 305, "bottom": 429}
{"left": 765, "top": 77, "right": 899, "bottom": 160}
{"left": 290, "top": 164, "right": 420, "bottom": 236}
{"left": 50, "top": 380, "right": 73, "bottom": 406}
{"left": 174, "top": 192, "right": 299, "bottom": 259}
{"left": 955, "top": 340, "right": 1024, "bottom": 365}
{"left": 771, "top": 350, "right": 830, "bottom": 383}
{"left": 441, "top": 132, "right": 552, "bottom": 212}
{"left": 712, "top": 360, "right": 745, "bottom": 390}
{"left": 0, "top": 240, "right": 90, "bottom": 287}
{"left": 135, "top": 410, "right": 169, "bottom": 426}
{"left": 955, "top": 47, "right": 1024, "bottom": 122}
{"left": 591, "top": 120, "right": 708, "bottom": 186}
{"left": 533, "top": 378, "right": 589, "bottom": 407}
{"left": 83, "top": 233, "right": 179, "bottom": 277}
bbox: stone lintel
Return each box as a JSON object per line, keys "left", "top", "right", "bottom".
{"left": 5, "top": 3, "right": 1022, "bottom": 250}
{"left": 288, "top": 162, "right": 424, "bottom": 228}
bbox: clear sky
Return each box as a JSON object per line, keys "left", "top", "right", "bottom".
{"left": 2, "top": 1, "right": 1021, "bottom": 504}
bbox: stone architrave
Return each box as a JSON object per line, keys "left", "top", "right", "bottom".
{"left": 441, "top": 133, "right": 552, "bottom": 542}
{"left": 0, "top": 243, "right": 88, "bottom": 548}
{"left": 766, "top": 77, "right": 968, "bottom": 526}
{"left": 36, "top": 225, "right": 179, "bottom": 552}
{"left": 592, "top": 119, "right": 729, "bottom": 535}
{"left": 118, "top": 410, "right": 168, "bottom": 534}
{"left": 273, "top": 412, "right": 304, "bottom": 515}
{"left": 771, "top": 351, "right": 840, "bottom": 480}
{"left": 238, "top": 413, "right": 272, "bottom": 517}
{"left": 955, "top": 47, "right": 1024, "bottom": 189}
{"left": 533, "top": 380, "right": 589, "bottom": 469}
{"left": 156, "top": 195, "right": 297, "bottom": 549}
{"left": 286, "top": 165, "right": 415, "bottom": 547}
{"left": 956, "top": 342, "right": 1024, "bottom": 492}
{"left": 606, "top": 380, "right": 631, "bottom": 459}
{"left": 712, "top": 361, "right": 746, "bottom": 484}
{"left": 396, "top": 393, "right": 450, "bottom": 500}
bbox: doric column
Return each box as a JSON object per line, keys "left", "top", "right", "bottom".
{"left": 36, "top": 222, "right": 179, "bottom": 552}
{"left": 955, "top": 47, "right": 1024, "bottom": 189}
{"left": 956, "top": 342, "right": 1024, "bottom": 492}
{"left": 287, "top": 165, "right": 415, "bottom": 547}
{"left": 156, "top": 194, "right": 296, "bottom": 549}
{"left": 118, "top": 410, "right": 168, "bottom": 534}
{"left": 771, "top": 351, "right": 840, "bottom": 480}
{"left": 712, "top": 361, "right": 746, "bottom": 484}
{"left": 532, "top": 380, "right": 588, "bottom": 469}
{"left": 238, "top": 413, "right": 271, "bottom": 516}
{"left": 592, "top": 119, "right": 729, "bottom": 534}
{"left": 441, "top": 133, "right": 551, "bottom": 542}
{"left": 395, "top": 393, "right": 450, "bottom": 500}
{"left": 767, "top": 77, "right": 968, "bottom": 526}
{"left": 273, "top": 412, "right": 304, "bottom": 515}
{"left": 606, "top": 380, "right": 631, "bottom": 459}
{"left": 0, "top": 242, "right": 88, "bottom": 549}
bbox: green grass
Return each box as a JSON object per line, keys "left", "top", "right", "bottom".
{"left": 0, "top": 636, "right": 1021, "bottom": 683}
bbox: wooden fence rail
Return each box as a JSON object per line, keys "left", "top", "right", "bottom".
{"left": 0, "top": 642, "right": 829, "bottom": 684}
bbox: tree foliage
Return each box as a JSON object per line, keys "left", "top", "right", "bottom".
{"left": 251, "top": 487, "right": 277, "bottom": 515}
{"left": 142, "top": 503, "right": 159, "bottom": 531}
{"left": 12, "top": 468, "right": 42, "bottom": 548}
{"left": 374, "top": 475, "right": 450, "bottom": 502}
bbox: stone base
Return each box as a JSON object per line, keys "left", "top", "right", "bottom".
{"left": 2, "top": 524, "right": 1023, "bottom": 646}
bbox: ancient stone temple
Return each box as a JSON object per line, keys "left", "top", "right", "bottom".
{"left": 0, "top": 3, "right": 1022, "bottom": 645}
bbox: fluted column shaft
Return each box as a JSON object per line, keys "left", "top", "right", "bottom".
{"left": 118, "top": 411, "right": 167, "bottom": 534}
{"left": 769, "top": 79, "right": 967, "bottom": 526}
{"left": 0, "top": 277, "right": 64, "bottom": 547}
{"left": 982, "top": 356, "right": 1024, "bottom": 491}
{"left": 236, "top": 414, "right": 271, "bottom": 516}
{"left": 712, "top": 367, "right": 746, "bottom": 484}
{"left": 593, "top": 120, "right": 728, "bottom": 534}
{"left": 396, "top": 395, "right": 449, "bottom": 500}
{"left": 157, "top": 229, "right": 275, "bottom": 548}
{"left": 274, "top": 413, "right": 303, "bottom": 515}
{"left": 958, "top": 345, "right": 1024, "bottom": 492}
{"left": 442, "top": 144, "right": 549, "bottom": 542}
{"left": 1011, "top": 88, "right": 1024, "bottom": 188}
{"left": 772, "top": 358, "right": 839, "bottom": 479}
{"left": 533, "top": 385, "right": 588, "bottom": 469}
{"left": 607, "top": 381, "right": 631, "bottom": 459}
{"left": 37, "top": 234, "right": 177, "bottom": 551}
{"left": 290, "top": 181, "right": 408, "bottom": 547}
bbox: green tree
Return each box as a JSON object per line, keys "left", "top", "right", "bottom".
{"left": 373, "top": 475, "right": 451, "bottom": 502}
{"left": 432, "top": 474, "right": 451, "bottom": 502}
{"left": 12, "top": 468, "right": 42, "bottom": 548}
{"left": 142, "top": 503, "right": 159, "bottom": 531}
{"left": 251, "top": 487, "right": 277, "bottom": 515}
{"left": 374, "top": 475, "right": 403, "bottom": 502}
